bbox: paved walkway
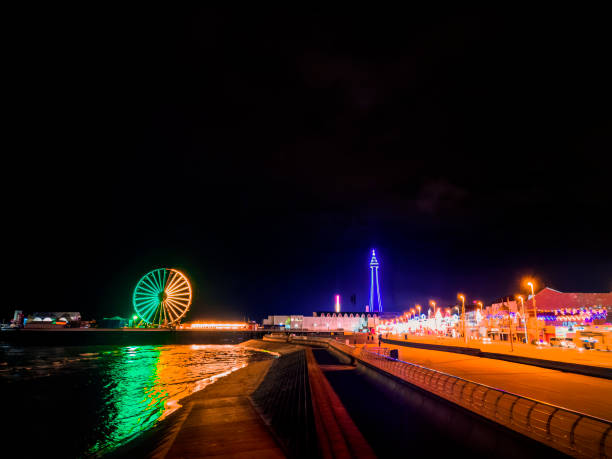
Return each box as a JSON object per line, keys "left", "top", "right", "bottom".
{"left": 357, "top": 342, "right": 612, "bottom": 421}
{"left": 158, "top": 359, "right": 284, "bottom": 458}
{"left": 384, "top": 333, "right": 612, "bottom": 368}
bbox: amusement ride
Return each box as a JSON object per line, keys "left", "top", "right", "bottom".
{"left": 132, "top": 268, "right": 192, "bottom": 328}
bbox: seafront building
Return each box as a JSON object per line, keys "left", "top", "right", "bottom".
{"left": 262, "top": 311, "right": 385, "bottom": 332}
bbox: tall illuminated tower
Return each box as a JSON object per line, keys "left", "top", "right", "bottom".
{"left": 369, "top": 249, "right": 382, "bottom": 313}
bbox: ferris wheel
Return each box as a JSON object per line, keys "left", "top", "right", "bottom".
{"left": 133, "top": 268, "right": 192, "bottom": 327}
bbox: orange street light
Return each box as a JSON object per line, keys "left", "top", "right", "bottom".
{"left": 458, "top": 294, "right": 466, "bottom": 344}
{"left": 517, "top": 295, "right": 528, "bottom": 344}
{"left": 476, "top": 301, "right": 483, "bottom": 310}
{"left": 429, "top": 300, "right": 436, "bottom": 316}
{"left": 527, "top": 281, "right": 539, "bottom": 343}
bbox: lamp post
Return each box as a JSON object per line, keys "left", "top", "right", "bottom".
{"left": 527, "top": 281, "right": 538, "bottom": 344}
{"left": 429, "top": 300, "right": 436, "bottom": 317}
{"left": 458, "top": 294, "right": 466, "bottom": 344}
{"left": 517, "top": 295, "right": 528, "bottom": 344}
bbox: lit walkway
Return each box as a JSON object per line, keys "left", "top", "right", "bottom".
{"left": 357, "top": 341, "right": 612, "bottom": 421}
{"left": 156, "top": 359, "right": 285, "bottom": 458}
{"left": 385, "top": 333, "right": 612, "bottom": 368}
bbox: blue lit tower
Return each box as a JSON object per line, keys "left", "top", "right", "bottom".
{"left": 369, "top": 249, "right": 382, "bottom": 313}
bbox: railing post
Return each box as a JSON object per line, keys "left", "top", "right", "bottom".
{"left": 600, "top": 425, "right": 612, "bottom": 459}
{"left": 569, "top": 415, "right": 582, "bottom": 448}
{"left": 546, "top": 407, "right": 559, "bottom": 437}
{"left": 526, "top": 401, "right": 538, "bottom": 432}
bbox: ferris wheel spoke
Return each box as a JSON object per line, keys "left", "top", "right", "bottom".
{"left": 154, "top": 303, "right": 164, "bottom": 324}
{"left": 142, "top": 276, "right": 161, "bottom": 294}
{"left": 168, "top": 297, "right": 189, "bottom": 308}
{"left": 168, "top": 270, "right": 189, "bottom": 293}
{"left": 165, "top": 272, "right": 182, "bottom": 294}
{"left": 135, "top": 292, "right": 157, "bottom": 303}
{"left": 159, "top": 301, "right": 165, "bottom": 323}
{"left": 161, "top": 269, "right": 169, "bottom": 291}
{"left": 165, "top": 300, "right": 184, "bottom": 320}
{"left": 134, "top": 296, "right": 157, "bottom": 309}
{"left": 137, "top": 281, "right": 158, "bottom": 294}
{"left": 166, "top": 305, "right": 180, "bottom": 324}
{"left": 167, "top": 285, "right": 190, "bottom": 297}
{"left": 165, "top": 298, "right": 182, "bottom": 315}
{"left": 167, "top": 284, "right": 189, "bottom": 295}
{"left": 163, "top": 303, "right": 177, "bottom": 322}
{"left": 153, "top": 270, "right": 164, "bottom": 292}
{"left": 162, "top": 302, "right": 171, "bottom": 323}
{"left": 167, "top": 293, "right": 189, "bottom": 302}
{"left": 138, "top": 299, "right": 159, "bottom": 319}
{"left": 139, "top": 283, "right": 158, "bottom": 298}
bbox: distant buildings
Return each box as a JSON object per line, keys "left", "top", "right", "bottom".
{"left": 525, "top": 287, "right": 612, "bottom": 314}
{"left": 25, "top": 312, "right": 81, "bottom": 328}
{"left": 262, "top": 311, "right": 381, "bottom": 332}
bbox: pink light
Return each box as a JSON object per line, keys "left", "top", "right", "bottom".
{"left": 335, "top": 294, "right": 341, "bottom": 313}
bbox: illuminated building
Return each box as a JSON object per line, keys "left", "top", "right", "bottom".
{"left": 262, "top": 312, "right": 380, "bottom": 332}
{"left": 188, "top": 323, "right": 248, "bottom": 330}
{"left": 25, "top": 311, "right": 81, "bottom": 328}
{"left": 524, "top": 287, "right": 612, "bottom": 319}
{"left": 369, "top": 249, "right": 383, "bottom": 313}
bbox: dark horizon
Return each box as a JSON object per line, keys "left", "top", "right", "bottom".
{"left": 4, "top": 7, "right": 611, "bottom": 323}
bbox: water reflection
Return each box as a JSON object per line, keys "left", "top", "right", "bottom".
{"left": 0, "top": 344, "right": 273, "bottom": 457}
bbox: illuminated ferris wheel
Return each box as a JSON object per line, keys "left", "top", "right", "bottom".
{"left": 133, "top": 268, "right": 192, "bottom": 327}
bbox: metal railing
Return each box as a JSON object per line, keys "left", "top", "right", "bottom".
{"left": 296, "top": 336, "right": 611, "bottom": 459}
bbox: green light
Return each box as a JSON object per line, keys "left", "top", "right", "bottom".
{"left": 87, "top": 346, "right": 168, "bottom": 455}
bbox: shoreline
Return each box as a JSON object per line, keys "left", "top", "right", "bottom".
{"left": 108, "top": 339, "right": 300, "bottom": 457}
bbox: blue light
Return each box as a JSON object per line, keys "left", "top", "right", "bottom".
{"left": 369, "top": 249, "right": 383, "bottom": 313}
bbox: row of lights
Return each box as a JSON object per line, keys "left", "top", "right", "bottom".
{"left": 396, "top": 279, "right": 541, "bottom": 343}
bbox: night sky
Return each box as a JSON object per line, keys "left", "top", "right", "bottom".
{"left": 4, "top": 8, "right": 611, "bottom": 322}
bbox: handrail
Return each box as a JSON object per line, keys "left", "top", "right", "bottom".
{"left": 292, "top": 336, "right": 612, "bottom": 459}
{"left": 366, "top": 346, "right": 611, "bottom": 426}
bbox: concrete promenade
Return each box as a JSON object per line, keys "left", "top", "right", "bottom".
{"left": 380, "top": 333, "right": 612, "bottom": 369}
{"left": 355, "top": 338, "right": 612, "bottom": 421}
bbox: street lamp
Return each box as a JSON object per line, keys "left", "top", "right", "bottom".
{"left": 416, "top": 304, "right": 421, "bottom": 316}
{"left": 429, "top": 300, "right": 436, "bottom": 316}
{"left": 458, "top": 294, "right": 466, "bottom": 344}
{"left": 476, "top": 301, "right": 483, "bottom": 311}
{"left": 527, "top": 281, "right": 538, "bottom": 343}
{"left": 517, "top": 295, "right": 528, "bottom": 344}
